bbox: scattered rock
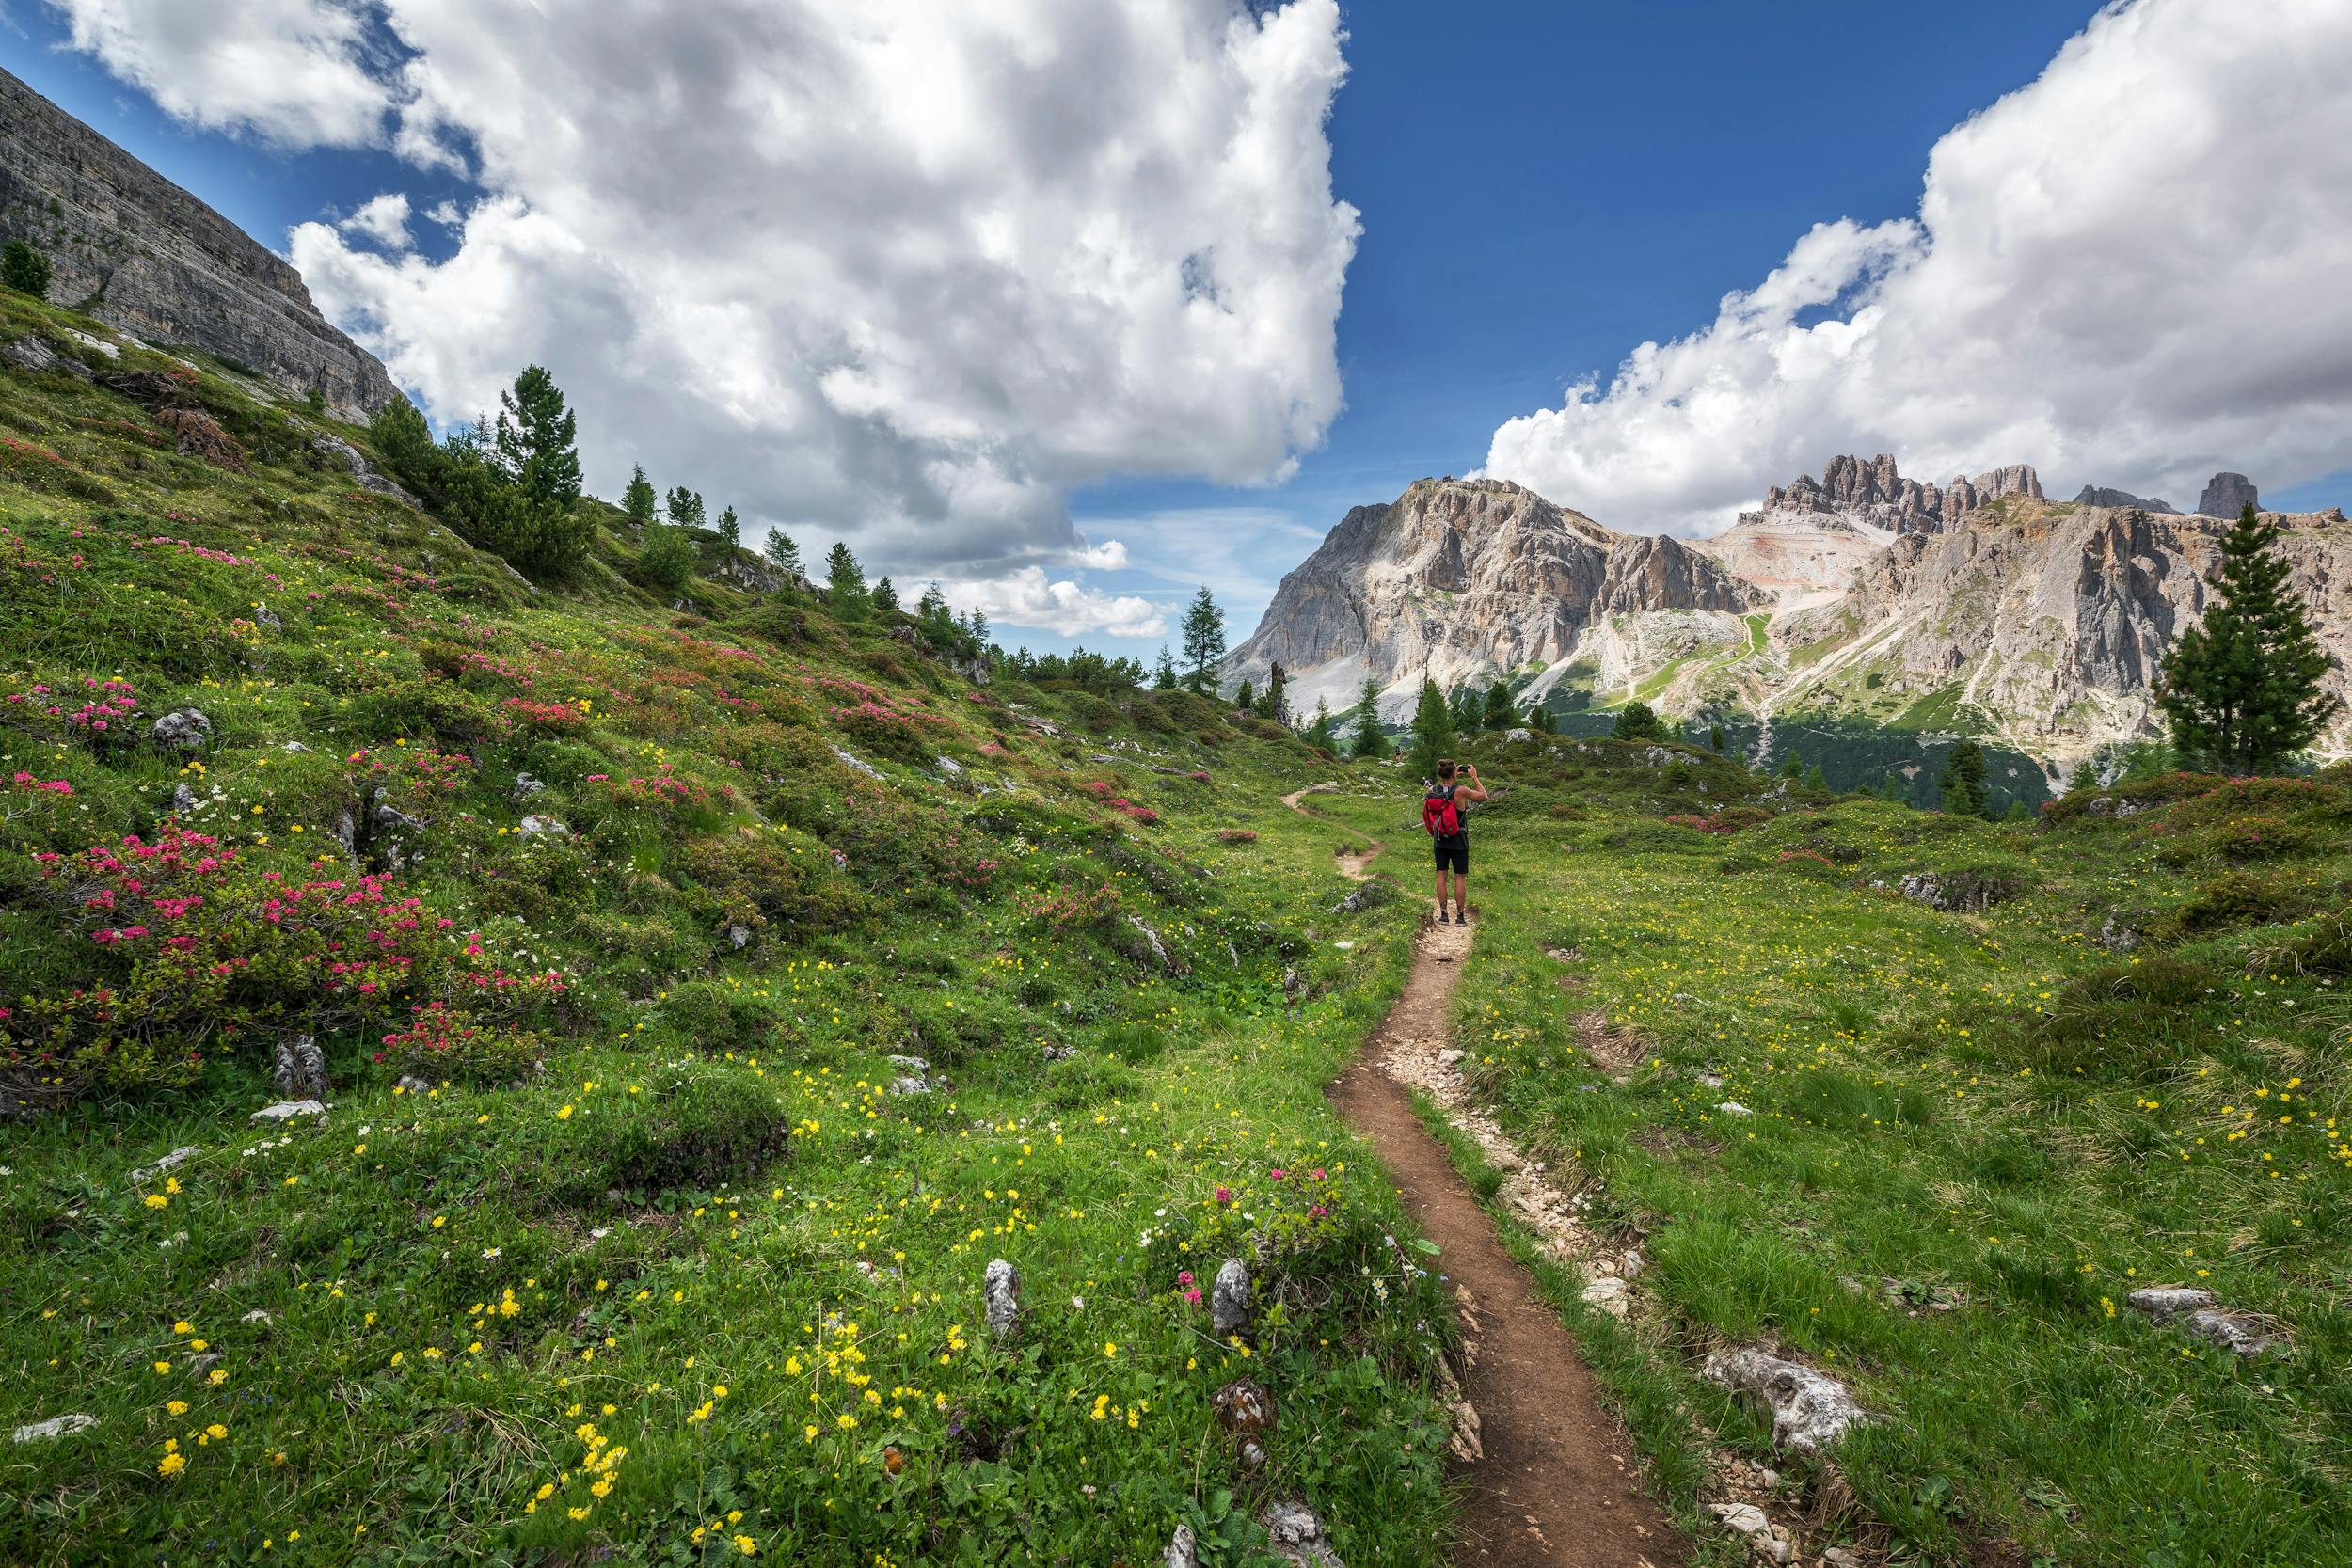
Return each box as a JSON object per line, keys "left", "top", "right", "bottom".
{"left": 1213, "top": 1377, "right": 1276, "bottom": 1466}
{"left": 510, "top": 772, "right": 546, "bottom": 801}
{"left": 727, "top": 925, "right": 753, "bottom": 950}
{"left": 1163, "top": 1524, "right": 1199, "bottom": 1568}
{"left": 251, "top": 602, "right": 282, "bottom": 629}
{"left": 1503, "top": 727, "right": 1534, "bottom": 742}
{"left": 1702, "top": 1347, "right": 1872, "bottom": 1455}
{"left": 271, "top": 1034, "right": 329, "bottom": 1099}
{"left": 1210, "top": 1259, "right": 1253, "bottom": 1339}
{"left": 517, "top": 815, "right": 570, "bottom": 840}
{"left": 63, "top": 327, "right": 120, "bottom": 359}
{"left": 2094, "top": 911, "right": 2141, "bottom": 953}
{"left": 830, "top": 746, "right": 884, "bottom": 780}
{"left": 2081, "top": 795, "right": 2145, "bottom": 820}
{"left": 1580, "top": 1275, "right": 1633, "bottom": 1317}
{"left": 241, "top": 1309, "right": 275, "bottom": 1327}
{"left": 2, "top": 334, "right": 94, "bottom": 379}
{"left": 1716, "top": 1101, "right": 1754, "bottom": 1117}
{"left": 1709, "top": 1502, "right": 1772, "bottom": 1538}
{"left": 128, "top": 1146, "right": 200, "bottom": 1184}
{"left": 11, "top": 1413, "right": 98, "bottom": 1444}
{"left": 888, "top": 1054, "right": 934, "bottom": 1096}
{"left": 1823, "top": 1549, "right": 1865, "bottom": 1568}
{"left": 2126, "top": 1287, "right": 2285, "bottom": 1356}
{"left": 249, "top": 1100, "right": 326, "bottom": 1124}
{"left": 310, "top": 432, "right": 415, "bottom": 500}
{"left": 2124, "top": 1285, "right": 2215, "bottom": 1322}
{"left": 935, "top": 756, "right": 966, "bottom": 779}
{"left": 1123, "top": 914, "right": 1180, "bottom": 975}
{"left": 168, "top": 781, "right": 199, "bottom": 816}
{"left": 1260, "top": 1499, "right": 1345, "bottom": 1568}
{"left": 983, "top": 1259, "right": 1022, "bottom": 1341}
{"left": 279, "top": 739, "right": 311, "bottom": 754}
{"left": 1896, "top": 870, "right": 2020, "bottom": 913}
{"left": 395, "top": 1075, "right": 432, "bottom": 1096}
{"left": 150, "top": 708, "right": 213, "bottom": 752}
{"left": 1437, "top": 1047, "right": 1465, "bottom": 1068}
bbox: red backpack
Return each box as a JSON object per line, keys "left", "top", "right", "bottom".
{"left": 1422, "top": 784, "right": 1461, "bottom": 838}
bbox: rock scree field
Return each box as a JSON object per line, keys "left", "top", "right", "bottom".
{"left": 2, "top": 285, "right": 2350, "bottom": 1568}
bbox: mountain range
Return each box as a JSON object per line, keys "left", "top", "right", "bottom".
{"left": 1229, "top": 458, "right": 2352, "bottom": 775}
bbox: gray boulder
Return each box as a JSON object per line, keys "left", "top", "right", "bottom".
{"left": 2126, "top": 1286, "right": 2286, "bottom": 1356}
{"left": 1260, "top": 1500, "right": 1344, "bottom": 1568}
{"left": 983, "top": 1258, "right": 1022, "bottom": 1341}
{"left": 2, "top": 334, "right": 94, "bottom": 380}
{"left": 150, "top": 708, "right": 212, "bottom": 752}
{"left": 517, "top": 815, "right": 570, "bottom": 841}
{"left": 249, "top": 1100, "right": 326, "bottom": 1124}
{"left": 1210, "top": 1259, "right": 1253, "bottom": 1339}
{"left": 1701, "top": 1347, "right": 1872, "bottom": 1455}
{"left": 271, "top": 1034, "right": 329, "bottom": 1099}
{"left": 128, "top": 1145, "right": 200, "bottom": 1184}
{"left": 12, "top": 1413, "right": 99, "bottom": 1444}
{"left": 510, "top": 772, "right": 546, "bottom": 801}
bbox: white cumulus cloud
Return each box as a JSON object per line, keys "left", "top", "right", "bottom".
{"left": 55, "top": 0, "right": 1361, "bottom": 584}
{"left": 943, "top": 568, "right": 1168, "bottom": 640}
{"left": 1485, "top": 0, "right": 2352, "bottom": 533}
{"left": 338, "top": 191, "right": 411, "bottom": 248}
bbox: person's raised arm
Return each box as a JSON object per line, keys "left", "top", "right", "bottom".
{"left": 1460, "top": 763, "right": 1490, "bottom": 802}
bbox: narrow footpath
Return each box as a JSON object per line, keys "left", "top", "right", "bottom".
{"left": 1287, "top": 785, "right": 1689, "bottom": 1568}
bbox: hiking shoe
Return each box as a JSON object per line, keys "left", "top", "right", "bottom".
{"left": 1454, "top": 910, "right": 1468, "bottom": 926}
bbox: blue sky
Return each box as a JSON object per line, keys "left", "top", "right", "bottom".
{"left": 7, "top": 0, "right": 2347, "bottom": 658}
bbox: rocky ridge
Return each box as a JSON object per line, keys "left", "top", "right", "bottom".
{"left": 0, "top": 66, "right": 399, "bottom": 420}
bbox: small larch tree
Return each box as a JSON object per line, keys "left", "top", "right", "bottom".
{"left": 2157, "top": 504, "right": 2341, "bottom": 773}
{"left": 1180, "top": 588, "right": 1226, "bottom": 693}
{"left": 493, "top": 365, "right": 581, "bottom": 508}
{"left": 1939, "top": 740, "right": 1990, "bottom": 817}
{"left": 763, "top": 530, "right": 801, "bottom": 581}
{"left": 717, "top": 506, "right": 741, "bottom": 551}
{"left": 1409, "top": 678, "right": 1455, "bottom": 782}
{"left": 1304, "top": 698, "right": 1337, "bottom": 752}
{"left": 1350, "top": 675, "right": 1389, "bottom": 758}
{"left": 1482, "top": 680, "right": 1518, "bottom": 732}
{"left": 825, "top": 541, "right": 868, "bottom": 616}
{"left": 1152, "top": 645, "right": 1179, "bottom": 690}
{"left": 621, "top": 466, "right": 657, "bottom": 527}
{"left": 871, "top": 576, "right": 899, "bottom": 613}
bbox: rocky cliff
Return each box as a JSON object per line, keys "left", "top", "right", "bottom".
{"left": 1224, "top": 477, "right": 1764, "bottom": 721}
{"left": 2196, "top": 471, "right": 2260, "bottom": 519}
{"left": 1235, "top": 460, "right": 2348, "bottom": 771}
{"left": 0, "top": 67, "right": 399, "bottom": 421}
{"left": 2074, "top": 484, "right": 2177, "bottom": 513}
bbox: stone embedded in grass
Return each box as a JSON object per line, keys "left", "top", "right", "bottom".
{"left": 1163, "top": 1524, "right": 1199, "bottom": 1568}
{"left": 250, "top": 1100, "right": 326, "bottom": 1124}
{"left": 150, "top": 708, "right": 212, "bottom": 752}
{"left": 1213, "top": 1376, "right": 1277, "bottom": 1466}
{"left": 1716, "top": 1101, "right": 1754, "bottom": 1117}
{"left": 1580, "top": 1275, "right": 1633, "bottom": 1317}
{"left": 1210, "top": 1259, "right": 1253, "bottom": 1338}
{"left": 1260, "top": 1499, "right": 1345, "bottom": 1568}
{"left": 11, "top": 1413, "right": 98, "bottom": 1444}
{"left": 394, "top": 1075, "right": 432, "bottom": 1095}
{"left": 983, "top": 1259, "right": 1021, "bottom": 1341}
{"left": 128, "top": 1145, "right": 200, "bottom": 1184}
{"left": 1702, "top": 1347, "right": 1873, "bottom": 1456}
{"left": 888, "top": 1055, "right": 934, "bottom": 1096}
{"left": 510, "top": 772, "right": 546, "bottom": 800}
{"left": 272, "top": 1035, "right": 329, "bottom": 1099}
{"left": 831, "top": 746, "right": 884, "bottom": 780}
{"left": 517, "top": 814, "right": 570, "bottom": 840}
{"left": 2125, "top": 1286, "right": 2288, "bottom": 1356}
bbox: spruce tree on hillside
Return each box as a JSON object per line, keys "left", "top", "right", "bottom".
{"left": 1152, "top": 645, "right": 1179, "bottom": 690}
{"left": 1448, "top": 684, "right": 1480, "bottom": 734}
{"left": 918, "top": 582, "right": 951, "bottom": 627}
{"left": 1410, "top": 678, "right": 1455, "bottom": 782}
{"left": 825, "top": 542, "right": 868, "bottom": 615}
{"left": 1939, "top": 741, "right": 1990, "bottom": 817}
{"left": 621, "top": 466, "right": 657, "bottom": 527}
{"left": 639, "top": 520, "right": 695, "bottom": 593}
{"left": 717, "top": 506, "right": 741, "bottom": 551}
{"left": 964, "top": 607, "right": 991, "bottom": 644}
{"left": 1708, "top": 722, "right": 1725, "bottom": 753}
{"left": 1180, "top": 588, "right": 1226, "bottom": 693}
{"left": 2, "top": 240, "right": 53, "bottom": 300}
{"left": 1351, "top": 675, "right": 1389, "bottom": 758}
{"left": 1482, "top": 680, "right": 1518, "bottom": 732}
{"left": 763, "top": 530, "right": 802, "bottom": 581}
{"left": 493, "top": 365, "right": 581, "bottom": 507}
{"left": 871, "top": 576, "right": 899, "bottom": 612}
{"left": 1304, "top": 699, "right": 1337, "bottom": 752}
{"left": 1612, "top": 701, "right": 1665, "bottom": 742}
{"left": 2157, "top": 504, "right": 2341, "bottom": 772}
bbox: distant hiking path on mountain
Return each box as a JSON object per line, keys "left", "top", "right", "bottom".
{"left": 1286, "top": 785, "right": 1688, "bottom": 1568}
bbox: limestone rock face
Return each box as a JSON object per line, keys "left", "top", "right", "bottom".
{"left": 2195, "top": 471, "right": 2260, "bottom": 518}
{"left": 2074, "top": 484, "right": 2177, "bottom": 513}
{"left": 1225, "top": 477, "right": 1763, "bottom": 721}
{"left": 0, "top": 67, "right": 399, "bottom": 420}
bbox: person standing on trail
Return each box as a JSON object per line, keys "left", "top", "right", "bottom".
{"left": 1423, "top": 759, "right": 1486, "bottom": 925}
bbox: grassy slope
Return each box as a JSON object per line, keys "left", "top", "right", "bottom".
{"left": 1351, "top": 735, "right": 2349, "bottom": 1567}
{"left": 0, "top": 293, "right": 1460, "bottom": 1565}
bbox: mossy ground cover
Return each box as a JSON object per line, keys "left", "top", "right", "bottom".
{"left": 0, "top": 293, "right": 1459, "bottom": 1565}
{"left": 1365, "top": 735, "right": 2352, "bottom": 1567}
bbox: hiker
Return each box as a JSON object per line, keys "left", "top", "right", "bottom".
{"left": 1423, "top": 759, "right": 1486, "bottom": 925}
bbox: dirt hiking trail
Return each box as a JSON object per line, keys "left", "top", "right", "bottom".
{"left": 1288, "top": 784, "right": 1688, "bottom": 1568}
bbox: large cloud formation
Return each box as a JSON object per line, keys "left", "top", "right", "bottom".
{"left": 50, "top": 0, "right": 1359, "bottom": 633}
{"left": 1486, "top": 0, "right": 2352, "bottom": 534}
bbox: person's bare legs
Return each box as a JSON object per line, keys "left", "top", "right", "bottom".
{"left": 1434, "top": 867, "right": 1449, "bottom": 917}
{"left": 1451, "top": 870, "right": 1469, "bottom": 920}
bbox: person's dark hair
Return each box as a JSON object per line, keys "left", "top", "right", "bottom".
{"left": 1437, "top": 758, "right": 1456, "bottom": 780}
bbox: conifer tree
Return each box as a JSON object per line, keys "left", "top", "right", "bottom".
{"left": 1235, "top": 678, "right": 1256, "bottom": 714}
{"left": 717, "top": 506, "right": 741, "bottom": 550}
{"left": 825, "top": 541, "right": 868, "bottom": 615}
{"left": 1612, "top": 701, "right": 1664, "bottom": 741}
{"left": 1, "top": 239, "right": 52, "bottom": 300}
{"left": 493, "top": 365, "right": 581, "bottom": 507}
{"left": 1410, "top": 678, "right": 1455, "bottom": 782}
{"left": 1152, "top": 645, "right": 1179, "bottom": 690}
{"left": 2157, "top": 504, "right": 2341, "bottom": 772}
{"left": 763, "top": 530, "right": 802, "bottom": 580}
{"left": 1482, "top": 680, "right": 1518, "bottom": 732}
{"left": 639, "top": 520, "right": 695, "bottom": 592}
{"left": 622, "top": 466, "right": 657, "bottom": 527}
{"left": 1708, "top": 721, "right": 1725, "bottom": 753}
{"left": 1939, "top": 741, "right": 1990, "bottom": 816}
{"left": 1180, "top": 588, "right": 1226, "bottom": 693}
{"left": 1304, "top": 698, "right": 1337, "bottom": 752}
{"left": 871, "top": 576, "right": 899, "bottom": 612}
{"left": 918, "top": 582, "right": 951, "bottom": 626}
{"left": 1449, "top": 684, "right": 1481, "bottom": 734}
{"left": 1349, "top": 675, "right": 1388, "bottom": 758}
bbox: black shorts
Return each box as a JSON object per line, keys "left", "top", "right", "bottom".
{"left": 1433, "top": 834, "right": 1468, "bottom": 875}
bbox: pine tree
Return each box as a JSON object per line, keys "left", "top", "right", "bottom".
{"left": 1180, "top": 588, "right": 1227, "bottom": 693}
{"left": 1351, "top": 675, "right": 1389, "bottom": 758}
{"left": 1708, "top": 722, "right": 1725, "bottom": 753}
{"left": 1779, "top": 751, "right": 1805, "bottom": 781}
{"left": 1235, "top": 678, "right": 1257, "bottom": 715}
{"left": 1449, "top": 684, "right": 1481, "bottom": 734}
{"left": 1152, "top": 645, "right": 1179, "bottom": 690}
{"left": 1265, "top": 662, "right": 1291, "bottom": 727}
{"left": 1612, "top": 701, "right": 1665, "bottom": 741}
{"left": 493, "top": 365, "right": 581, "bottom": 507}
{"left": 1939, "top": 741, "right": 1990, "bottom": 816}
{"left": 664, "top": 486, "right": 707, "bottom": 530}
{"left": 965, "top": 607, "right": 991, "bottom": 644}
{"left": 1, "top": 240, "right": 52, "bottom": 301}
{"left": 1482, "top": 680, "right": 1518, "bottom": 732}
{"left": 1304, "top": 699, "right": 1337, "bottom": 752}
{"left": 621, "top": 466, "right": 656, "bottom": 527}
{"left": 825, "top": 542, "right": 868, "bottom": 615}
{"left": 717, "top": 506, "right": 741, "bottom": 550}
{"left": 918, "top": 582, "right": 950, "bottom": 626}
{"left": 763, "top": 530, "right": 802, "bottom": 580}
{"left": 2157, "top": 504, "right": 2341, "bottom": 772}
{"left": 1804, "top": 762, "right": 1829, "bottom": 793}
{"left": 1534, "top": 705, "right": 1556, "bottom": 735}
{"left": 1410, "top": 678, "right": 1455, "bottom": 782}
{"left": 871, "top": 576, "right": 899, "bottom": 612}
